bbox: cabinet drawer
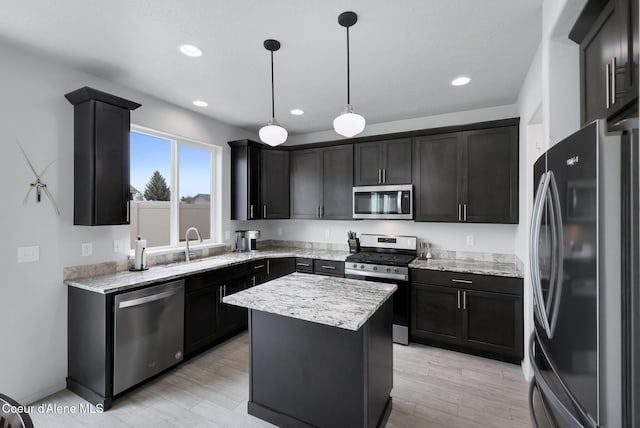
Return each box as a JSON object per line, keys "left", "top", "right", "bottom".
{"left": 410, "top": 269, "right": 522, "bottom": 296}
{"left": 313, "top": 259, "right": 345, "bottom": 277}
{"left": 295, "top": 258, "right": 314, "bottom": 273}
{"left": 187, "top": 263, "right": 249, "bottom": 292}
{"left": 249, "top": 260, "right": 268, "bottom": 275}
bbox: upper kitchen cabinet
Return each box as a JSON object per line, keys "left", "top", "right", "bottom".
{"left": 229, "top": 140, "right": 290, "bottom": 220}
{"left": 261, "top": 149, "right": 290, "bottom": 219}
{"left": 570, "top": 0, "right": 639, "bottom": 125}
{"left": 414, "top": 123, "right": 518, "bottom": 224}
{"left": 354, "top": 138, "right": 412, "bottom": 185}
{"left": 291, "top": 145, "right": 353, "bottom": 219}
{"left": 65, "top": 87, "right": 141, "bottom": 226}
{"left": 229, "top": 140, "right": 261, "bottom": 220}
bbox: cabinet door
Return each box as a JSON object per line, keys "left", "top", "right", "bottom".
{"left": 354, "top": 142, "right": 384, "bottom": 185}
{"left": 249, "top": 260, "right": 268, "bottom": 286}
{"left": 461, "top": 289, "right": 523, "bottom": 360}
{"left": 413, "top": 133, "right": 462, "bottom": 222}
{"left": 247, "top": 145, "right": 262, "bottom": 219}
{"left": 462, "top": 127, "right": 518, "bottom": 223}
{"left": 94, "top": 101, "right": 130, "bottom": 225}
{"left": 217, "top": 278, "right": 249, "bottom": 336}
{"left": 291, "top": 149, "right": 322, "bottom": 218}
{"left": 321, "top": 145, "right": 354, "bottom": 220}
{"left": 382, "top": 138, "right": 412, "bottom": 184}
{"left": 261, "top": 150, "right": 290, "bottom": 219}
{"left": 266, "top": 258, "right": 295, "bottom": 281}
{"left": 410, "top": 283, "right": 461, "bottom": 344}
{"left": 184, "top": 287, "right": 218, "bottom": 355}
{"left": 581, "top": 0, "right": 624, "bottom": 124}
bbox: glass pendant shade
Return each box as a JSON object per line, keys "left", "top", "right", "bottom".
{"left": 333, "top": 105, "right": 366, "bottom": 137}
{"left": 259, "top": 118, "right": 288, "bottom": 146}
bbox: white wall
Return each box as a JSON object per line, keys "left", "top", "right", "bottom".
{"left": 0, "top": 40, "right": 255, "bottom": 404}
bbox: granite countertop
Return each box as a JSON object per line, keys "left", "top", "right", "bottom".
{"left": 66, "top": 247, "right": 351, "bottom": 294}
{"left": 409, "top": 258, "right": 523, "bottom": 278}
{"left": 223, "top": 272, "right": 397, "bottom": 331}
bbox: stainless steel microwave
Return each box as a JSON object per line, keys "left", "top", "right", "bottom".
{"left": 352, "top": 185, "right": 413, "bottom": 219}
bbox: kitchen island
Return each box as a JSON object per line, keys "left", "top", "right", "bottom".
{"left": 223, "top": 272, "right": 396, "bottom": 428}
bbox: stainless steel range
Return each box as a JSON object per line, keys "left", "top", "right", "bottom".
{"left": 345, "top": 234, "right": 417, "bottom": 345}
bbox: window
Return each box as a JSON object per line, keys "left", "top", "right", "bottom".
{"left": 129, "top": 126, "right": 219, "bottom": 250}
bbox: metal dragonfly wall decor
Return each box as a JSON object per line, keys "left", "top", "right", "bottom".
{"left": 18, "top": 141, "right": 60, "bottom": 216}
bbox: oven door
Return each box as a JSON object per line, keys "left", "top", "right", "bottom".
{"left": 353, "top": 185, "right": 413, "bottom": 219}
{"left": 344, "top": 273, "right": 409, "bottom": 345}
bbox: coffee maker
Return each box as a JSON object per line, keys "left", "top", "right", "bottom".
{"left": 235, "top": 230, "right": 260, "bottom": 252}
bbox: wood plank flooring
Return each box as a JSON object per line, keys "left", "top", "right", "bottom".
{"left": 30, "top": 333, "right": 531, "bottom": 427}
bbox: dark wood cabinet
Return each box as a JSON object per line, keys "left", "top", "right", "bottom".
{"left": 410, "top": 269, "right": 523, "bottom": 363}
{"left": 65, "top": 87, "right": 141, "bottom": 226}
{"left": 261, "top": 150, "right": 290, "bottom": 219}
{"left": 295, "top": 257, "right": 314, "bottom": 273}
{"left": 291, "top": 145, "right": 353, "bottom": 220}
{"left": 413, "top": 125, "right": 518, "bottom": 224}
{"left": 185, "top": 285, "right": 218, "bottom": 355}
{"left": 354, "top": 138, "right": 412, "bottom": 185}
{"left": 266, "top": 257, "right": 296, "bottom": 280}
{"left": 463, "top": 127, "right": 519, "bottom": 223}
{"left": 313, "top": 259, "right": 345, "bottom": 277}
{"left": 413, "top": 133, "right": 462, "bottom": 222}
{"left": 571, "top": 0, "right": 639, "bottom": 125}
{"left": 229, "top": 140, "right": 262, "bottom": 220}
{"left": 217, "top": 277, "right": 249, "bottom": 337}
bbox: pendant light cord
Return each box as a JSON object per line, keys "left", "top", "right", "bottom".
{"left": 270, "top": 51, "right": 275, "bottom": 119}
{"left": 346, "top": 26, "right": 350, "bottom": 105}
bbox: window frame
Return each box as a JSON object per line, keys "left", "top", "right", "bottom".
{"left": 130, "top": 124, "right": 223, "bottom": 253}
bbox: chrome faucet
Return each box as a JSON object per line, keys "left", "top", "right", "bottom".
{"left": 185, "top": 227, "right": 202, "bottom": 262}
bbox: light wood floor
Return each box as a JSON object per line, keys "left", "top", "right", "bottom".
{"left": 31, "top": 333, "right": 531, "bottom": 427}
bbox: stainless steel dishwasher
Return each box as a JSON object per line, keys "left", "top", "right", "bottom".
{"left": 113, "top": 279, "right": 185, "bottom": 395}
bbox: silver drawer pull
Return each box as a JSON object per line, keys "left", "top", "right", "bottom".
{"left": 452, "top": 279, "right": 472, "bottom": 284}
{"left": 118, "top": 290, "right": 178, "bottom": 309}
{"left": 321, "top": 265, "right": 336, "bottom": 270}
{"left": 253, "top": 264, "right": 265, "bottom": 270}
{"left": 296, "top": 262, "right": 311, "bottom": 267}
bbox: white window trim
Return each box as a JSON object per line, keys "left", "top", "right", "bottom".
{"left": 130, "top": 124, "right": 223, "bottom": 253}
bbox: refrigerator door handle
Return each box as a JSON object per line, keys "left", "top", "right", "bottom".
{"left": 546, "top": 172, "right": 565, "bottom": 337}
{"left": 530, "top": 172, "right": 553, "bottom": 337}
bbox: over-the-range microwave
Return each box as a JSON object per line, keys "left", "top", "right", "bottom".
{"left": 352, "top": 185, "right": 413, "bottom": 220}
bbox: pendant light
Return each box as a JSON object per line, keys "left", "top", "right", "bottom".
{"left": 259, "top": 39, "right": 288, "bottom": 146}
{"left": 333, "top": 11, "right": 365, "bottom": 138}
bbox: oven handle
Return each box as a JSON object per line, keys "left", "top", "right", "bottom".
{"left": 344, "top": 269, "right": 408, "bottom": 282}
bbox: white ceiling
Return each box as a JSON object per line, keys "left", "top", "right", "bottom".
{"left": 0, "top": 0, "right": 541, "bottom": 135}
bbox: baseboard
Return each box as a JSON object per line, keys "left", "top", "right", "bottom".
{"left": 19, "top": 381, "right": 66, "bottom": 405}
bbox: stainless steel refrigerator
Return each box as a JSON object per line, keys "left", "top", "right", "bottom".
{"left": 528, "top": 119, "right": 638, "bottom": 427}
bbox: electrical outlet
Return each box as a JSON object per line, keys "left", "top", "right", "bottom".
{"left": 81, "top": 243, "right": 93, "bottom": 257}
{"left": 466, "top": 235, "right": 475, "bottom": 246}
{"left": 113, "top": 240, "right": 123, "bottom": 253}
{"left": 17, "top": 246, "right": 39, "bottom": 263}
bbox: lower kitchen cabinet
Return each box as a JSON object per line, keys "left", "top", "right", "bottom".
{"left": 249, "top": 257, "right": 295, "bottom": 286}
{"left": 313, "top": 259, "right": 345, "bottom": 277}
{"left": 217, "top": 277, "right": 250, "bottom": 337}
{"left": 410, "top": 269, "right": 523, "bottom": 363}
{"left": 184, "top": 285, "right": 218, "bottom": 355}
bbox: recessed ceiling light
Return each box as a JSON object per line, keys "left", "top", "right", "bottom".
{"left": 290, "top": 109, "right": 304, "bottom": 116}
{"left": 451, "top": 76, "right": 471, "bottom": 86}
{"left": 179, "top": 44, "right": 203, "bottom": 58}
{"left": 192, "top": 100, "right": 208, "bottom": 107}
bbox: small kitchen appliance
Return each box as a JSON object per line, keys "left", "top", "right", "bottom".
{"left": 247, "top": 230, "right": 260, "bottom": 251}
{"left": 235, "top": 230, "right": 260, "bottom": 252}
{"left": 344, "top": 234, "right": 417, "bottom": 345}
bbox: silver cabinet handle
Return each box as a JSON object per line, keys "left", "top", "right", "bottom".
{"left": 267, "top": 260, "right": 270, "bottom": 275}
{"left": 458, "top": 204, "right": 462, "bottom": 221}
{"left": 457, "top": 290, "right": 460, "bottom": 309}
{"left": 378, "top": 169, "right": 382, "bottom": 183}
{"left": 253, "top": 264, "right": 265, "bottom": 270}
{"left": 250, "top": 204, "right": 254, "bottom": 219}
{"left": 218, "top": 286, "right": 223, "bottom": 302}
{"left": 296, "top": 262, "right": 310, "bottom": 267}
{"left": 321, "top": 265, "right": 336, "bottom": 270}
{"left": 606, "top": 63, "right": 611, "bottom": 109}
{"left": 464, "top": 204, "right": 467, "bottom": 221}
{"left": 263, "top": 205, "right": 267, "bottom": 219}
{"left": 463, "top": 291, "right": 466, "bottom": 310}
{"left": 452, "top": 279, "right": 472, "bottom": 284}
{"left": 383, "top": 169, "right": 386, "bottom": 183}
{"left": 126, "top": 199, "right": 130, "bottom": 223}
{"left": 611, "top": 57, "right": 616, "bottom": 105}
{"left": 321, "top": 205, "right": 324, "bottom": 218}
{"left": 251, "top": 276, "right": 256, "bottom": 287}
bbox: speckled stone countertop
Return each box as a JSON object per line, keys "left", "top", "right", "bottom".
{"left": 409, "top": 258, "right": 523, "bottom": 278}
{"left": 66, "top": 248, "right": 351, "bottom": 294}
{"left": 223, "top": 272, "right": 397, "bottom": 331}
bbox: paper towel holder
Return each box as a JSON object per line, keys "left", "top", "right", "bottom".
{"left": 129, "top": 236, "right": 149, "bottom": 271}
